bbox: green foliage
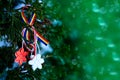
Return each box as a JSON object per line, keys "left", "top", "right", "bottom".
{"left": 0, "top": 47, "right": 14, "bottom": 73}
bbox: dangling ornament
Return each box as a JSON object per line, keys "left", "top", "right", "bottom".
{"left": 14, "top": 5, "right": 49, "bottom": 71}
{"left": 29, "top": 54, "right": 44, "bottom": 71}
{"left": 15, "top": 48, "right": 29, "bottom": 65}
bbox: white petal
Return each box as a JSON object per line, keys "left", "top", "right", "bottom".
{"left": 36, "top": 54, "right": 41, "bottom": 58}
{"left": 32, "top": 65, "right": 37, "bottom": 71}
{"left": 38, "top": 64, "right": 42, "bottom": 69}
{"left": 28, "top": 60, "right": 34, "bottom": 65}
{"left": 40, "top": 59, "right": 44, "bottom": 63}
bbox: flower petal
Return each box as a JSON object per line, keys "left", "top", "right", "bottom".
{"left": 28, "top": 60, "right": 34, "bottom": 65}
{"left": 38, "top": 64, "right": 42, "bottom": 69}
{"left": 32, "top": 65, "right": 37, "bottom": 71}
{"left": 40, "top": 59, "right": 44, "bottom": 63}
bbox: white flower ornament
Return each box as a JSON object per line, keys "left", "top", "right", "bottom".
{"left": 28, "top": 54, "right": 44, "bottom": 71}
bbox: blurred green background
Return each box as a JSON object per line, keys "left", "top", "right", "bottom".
{"left": 52, "top": 0, "right": 120, "bottom": 79}
{"left": 1, "top": 0, "right": 120, "bottom": 80}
